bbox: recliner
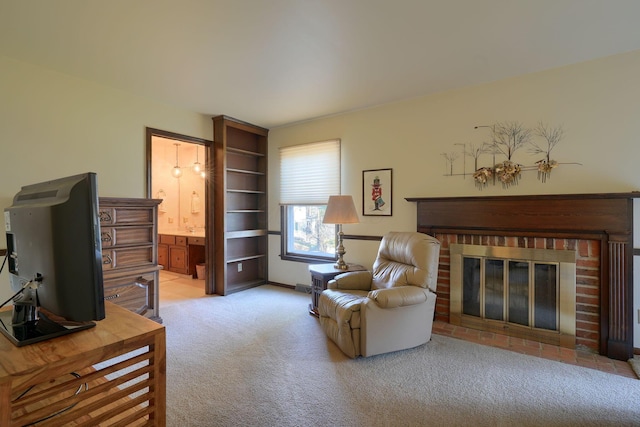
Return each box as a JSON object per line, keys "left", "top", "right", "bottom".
{"left": 318, "top": 231, "right": 440, "bottom": 358}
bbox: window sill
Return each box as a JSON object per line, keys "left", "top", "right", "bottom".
{"left": 280, "top": 253, "right": 335, "bottom": 264}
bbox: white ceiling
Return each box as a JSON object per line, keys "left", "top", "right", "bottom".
{"left": 3, "top": 0, "right": 640, "bottom": 129}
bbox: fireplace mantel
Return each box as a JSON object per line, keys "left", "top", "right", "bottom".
{"left": 406, "top": 192, "right": 639, "bottom": 360}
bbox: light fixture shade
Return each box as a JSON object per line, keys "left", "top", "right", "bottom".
{"left": 323, "top": 195, "right": 359, "bottom": 224}
{"left": 192, "top": 145, "right": 203, "bottom": 174}
{"left": 172, "top": 143, "right": 182, "bottom": 178}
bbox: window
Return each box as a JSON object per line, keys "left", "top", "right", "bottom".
{"left": 280, "top": 139, "right": 341, "bottom": 262}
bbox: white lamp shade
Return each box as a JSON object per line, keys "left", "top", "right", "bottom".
{"left": 323, "top": 195, "right": 359, "bottom": 224}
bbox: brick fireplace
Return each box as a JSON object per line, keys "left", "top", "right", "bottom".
{"left": 406, "top": 193, "right": 637, "bottom": 361}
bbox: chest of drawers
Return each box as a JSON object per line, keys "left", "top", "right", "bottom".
{"left": 99, "top": 197, "right": 162, "bottom": 323}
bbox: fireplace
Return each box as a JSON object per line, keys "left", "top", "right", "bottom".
{"left": 406, "top": 193, "right": 637, "bottom": 361}
{"left": 449, "top": 243, "right": 577, "bottom": 348}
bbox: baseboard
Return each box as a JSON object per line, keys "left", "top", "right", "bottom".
{"left": 294, "top": 283, "right": 312, "bottom": 294}
{"left": 267, "top": 281, "right": 295, "bottom": 290}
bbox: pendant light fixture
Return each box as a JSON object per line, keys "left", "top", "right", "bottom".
{"left": 192, "top": 145, "right": 203, "bottom": 175}
{"left": 172, "top": 143, "right": 182, "bottom": 178}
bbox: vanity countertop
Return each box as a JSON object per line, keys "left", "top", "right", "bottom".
{"left": 159, "top": 230, "right": 206, "bottom": 238}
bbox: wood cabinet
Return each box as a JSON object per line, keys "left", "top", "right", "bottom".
{"left": 158, "top": 234, "right": 205, "bottom": 277}
{"left": 213, "top": 115, "right": 268, "bottom": 295}
{"left": 99, "top": 197, "right": 162, "bottom": 322}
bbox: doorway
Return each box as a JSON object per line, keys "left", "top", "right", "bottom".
{"left": 145, "top": 128, "right": 214, "bottom": 295}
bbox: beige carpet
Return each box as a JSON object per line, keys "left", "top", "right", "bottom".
{"left": 160, "top": 284, "right": 640, "bottom": 427}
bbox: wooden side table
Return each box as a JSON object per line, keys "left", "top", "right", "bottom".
{"left": 308, "top": 263, "right": 366, "bottom": 316}
{"left": 0, "top": 302, "right": 166, "bottom": 426}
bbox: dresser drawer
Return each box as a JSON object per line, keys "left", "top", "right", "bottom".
{"left": 103, "top": 273, "right": 154, "bottom": 316}
{"left": 101, "top": 226, "right": 153, "bottom": 248}
{"left": 99, "top": 207, "right": 154, "bottom": 226}
{"left": 102, "top": 246, "right": 154, "bottom": 270}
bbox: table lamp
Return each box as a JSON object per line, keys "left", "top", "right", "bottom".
{"left": 323, "top": 195, "right": 360, "bottom": 270}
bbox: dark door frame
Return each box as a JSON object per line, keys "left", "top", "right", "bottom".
{"left": 145, "top": 127, "right": 214, "bottom": 295}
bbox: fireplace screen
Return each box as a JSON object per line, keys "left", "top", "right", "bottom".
{"left": 462, "top": 257, "right": 559, "bottom": 331}
{"left": 451, "top": 244, "right": 576, "bottom": 345}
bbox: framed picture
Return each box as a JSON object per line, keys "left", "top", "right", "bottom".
{"left": 362, "top": 168, "right": 392, "bottom": 216}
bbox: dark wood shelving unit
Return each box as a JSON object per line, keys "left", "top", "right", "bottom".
{"left": 213, "top": 115, "right": 269, "bottom": 295}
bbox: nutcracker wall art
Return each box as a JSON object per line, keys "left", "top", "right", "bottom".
{"left": 362, "top": 168, "right": 392, "bottom": 216}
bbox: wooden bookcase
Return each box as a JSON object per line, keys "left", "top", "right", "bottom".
{"left": 213, "top": 115, "right": 268, "bottom": 295}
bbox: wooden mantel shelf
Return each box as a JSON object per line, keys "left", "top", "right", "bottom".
{"left": 406, "top": 192, "right": 640, "bottom": 236}
{"left": 406, "top": 192, "right": 639, "bottom": 361}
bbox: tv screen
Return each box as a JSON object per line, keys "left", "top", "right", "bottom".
{"left": 1, "top": 172, "right": 105, "bottom": 346}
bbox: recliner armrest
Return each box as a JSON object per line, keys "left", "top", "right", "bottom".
{"left": 367, "top": 286, "right": 430, "bottom": 308}
{"left": 327, "top": 271, "right": 373, "bottom": 290}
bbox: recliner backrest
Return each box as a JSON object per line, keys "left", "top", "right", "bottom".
{"left": 371, "top": 232, "right": 440, "bottom": 292}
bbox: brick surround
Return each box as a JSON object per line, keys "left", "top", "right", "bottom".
{"left": 434, "top": 233, "right": 601, "bottom": 351}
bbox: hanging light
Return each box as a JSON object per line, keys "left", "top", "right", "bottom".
{"left": 192, "top": 145, "right": 203, "bottom": 175}
{"left": 172, "top": 143, "right": 182, "bottom": 178}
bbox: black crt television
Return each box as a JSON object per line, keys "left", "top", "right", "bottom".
{"left": 1, "top": 172, "right": 105, "bottom": 346}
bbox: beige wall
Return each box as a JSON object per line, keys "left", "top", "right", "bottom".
{"left": 0, "top": 55, "right": 212, "bottom": 302}
{"left": 267, "top": 49, "right": 640, "bottom": 346}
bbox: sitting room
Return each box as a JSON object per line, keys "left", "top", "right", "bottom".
{"left": 1, "top": 1, "right": 640, "bottom": 425}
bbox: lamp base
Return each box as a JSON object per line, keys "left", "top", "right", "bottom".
{"left": 334, "top": 226, "right": 349, "bottom": 270}
{"left": 333, "top": 260, "right": 348, "bottom": 270}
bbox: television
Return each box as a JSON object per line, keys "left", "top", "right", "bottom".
{"left": 0, "top": 172, "right": 105, "bottom": 346}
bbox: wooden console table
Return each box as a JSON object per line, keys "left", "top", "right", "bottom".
{"left": 0, "top": 302, "right": 166, "bottom": 426}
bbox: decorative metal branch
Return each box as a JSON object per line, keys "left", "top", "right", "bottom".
{"left": 529, "top": 122, "right": 565, "bottom": 182}
{"left": 444, "top": 120, "right": 579, "bottom": 189}
{"left": 441, "top": 151, "right": 459, "bottom": 175}
{"left": 490, "top": 121, "right": 532, "bottom": 161}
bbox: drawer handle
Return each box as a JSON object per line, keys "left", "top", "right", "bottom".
{"left": 103, "top": 255, "right": 113, "bottom": 265}
{"left": 99, "top": 211, "right": 112, "bottom": 222}
{"left": 101, "top": 232, "right": 112, "bottom": 243}
{"left": 104, "top": 294, "right": 120, "bottom": 300}
{"left": 135, "top": 277, "right": 151, "bottom": 286}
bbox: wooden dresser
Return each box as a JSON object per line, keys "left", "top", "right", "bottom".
{"left": 99, "top": 197, "right": 162, "bottom": 323}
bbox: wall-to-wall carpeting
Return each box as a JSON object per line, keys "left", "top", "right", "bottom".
{"left": 161, "top": 285, "right": 640, "bottom": 426}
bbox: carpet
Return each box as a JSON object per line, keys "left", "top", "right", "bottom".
{"left": 161, "top": 285, "right": 640, "bottom": 427}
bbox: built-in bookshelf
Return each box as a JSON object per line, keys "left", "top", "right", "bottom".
{"left": 213, "top": 115, "right": 268, "bottom": 295}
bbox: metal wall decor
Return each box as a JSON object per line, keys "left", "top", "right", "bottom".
{"left": 442, "top": 121, "right": 579, "bottom": 189}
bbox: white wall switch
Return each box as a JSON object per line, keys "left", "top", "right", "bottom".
{"left": 238, "top": 263, "right": 243, "bottom": 272}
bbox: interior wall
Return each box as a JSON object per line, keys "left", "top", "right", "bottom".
{"left": 267, "top": 49, "right": 640, "bottom": 347}
{"left": 0, "top": 55, "right": 212, "bottom": 303}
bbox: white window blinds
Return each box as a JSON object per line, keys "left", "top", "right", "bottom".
{"left": 279, "top": 139, "right": 341, "bottom": 204}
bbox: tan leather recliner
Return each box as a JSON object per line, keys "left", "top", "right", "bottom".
{"left": 318, "top": 232, "right": 440, "bottom": 358}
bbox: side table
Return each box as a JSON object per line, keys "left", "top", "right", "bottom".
{"left": 308, "top": 263, "right": 366, "bottom": 316}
